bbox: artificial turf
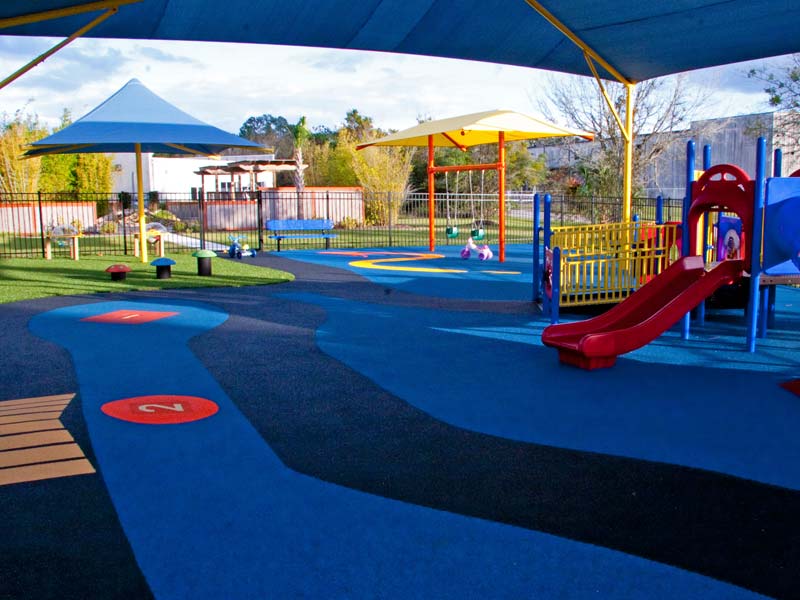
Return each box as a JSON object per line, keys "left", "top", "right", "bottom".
{"left": 0, "top": 253, "right": 293, "bottom": 303}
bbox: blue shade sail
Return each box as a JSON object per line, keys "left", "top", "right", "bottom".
{"left": 24, "top": 78, "right": 261, "bottom": 156}
{"left": 2, "top": 1, "right": 798, "bottom": 82}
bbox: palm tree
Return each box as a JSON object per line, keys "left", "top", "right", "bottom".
{"left": 288, "top": 116, "right": 310, "bottom": 218}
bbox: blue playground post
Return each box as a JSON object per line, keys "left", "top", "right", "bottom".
{"left": 543, "top": 193, "right": 551, "bottom": 252}
{"left": 703, "top": 144, "right": 712, "bottom": 171}
{"left": 697, "top": 145, "right": 713, "bottom": 325}
{"left": 746, "top": 137, "right": 767, "bottom": 352}
{"left": 655, "top": 195, "right": 664, "bottom": 258}
{"left": 766, "top": 148, "right": 783, "bottom": 329}
{"left": 682, "top": 141, "right": 696, "bottom": 340}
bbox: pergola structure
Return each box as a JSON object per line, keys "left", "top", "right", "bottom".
{"left": 195, "top": 159, "right": 304, "bottom": 195}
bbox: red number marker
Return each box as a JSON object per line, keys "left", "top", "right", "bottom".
{"left": 102, "top": 395, "right": 219, "bottom": 424}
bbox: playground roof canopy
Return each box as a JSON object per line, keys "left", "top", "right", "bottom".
{"left": 2, "top": 1, "right": 798, "bottom": 83}
{"left": 356, "top": 110, "right": 594, "bottom": 150}
{"left": 23, "top": 78, "right": 260, "bottom": 157}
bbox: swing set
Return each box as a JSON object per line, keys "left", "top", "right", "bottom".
{"left": 356, "top": 110, "right": 594, "bottom": 263}
{"left": 444, "top": 171, "right": 487, "bottom": 241}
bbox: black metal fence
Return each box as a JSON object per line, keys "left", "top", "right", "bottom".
{"left": 0, "top": 189, "right": 679, "bottom": 258}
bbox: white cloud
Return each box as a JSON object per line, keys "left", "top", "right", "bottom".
{"left": 0, "top": 36, "right": 788, "bottom": 134}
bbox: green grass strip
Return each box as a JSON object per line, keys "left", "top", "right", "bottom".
{"left": 0, "top": 254, "right": 293, "bottom": 304}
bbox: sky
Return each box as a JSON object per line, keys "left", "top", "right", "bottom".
{"left": 0, "top": 35, "right": 790, "bottom": 138}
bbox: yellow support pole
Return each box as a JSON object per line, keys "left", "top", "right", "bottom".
{"left": 521, "top": 0, "right": 630, "bottom": 85}
{"left": 136, "top": 143, "right": 148, "bottom": 263}
{"left": 622, "top": 82, "right": 635, "bottom": 222}
{"left": 0, "top": 0, "right": 140, "bottom": 29}
{"left": 0, "top": 8, "right": 120, "bottom": 91}
{"left": 522, "top": 0, "right": 636, "bottom": 221}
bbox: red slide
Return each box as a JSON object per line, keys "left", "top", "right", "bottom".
{"left": 541, "top": 256, "right": 744, "bottom": 369}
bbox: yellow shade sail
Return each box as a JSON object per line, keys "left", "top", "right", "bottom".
{"left": 356, "top": 109, "right": 593, "bottom": 150}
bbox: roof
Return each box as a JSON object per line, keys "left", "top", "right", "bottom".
{"left": 24, "top": 78, "right": 261, "bottom": 156}
{"left": 357, "top": 109, "right": 594, "bottom": 149}
{"left": 2, "top": 1, "right": 798, "bottom": 82}
{"left": 195, "top": 160, "right": 305, "bottom": 176}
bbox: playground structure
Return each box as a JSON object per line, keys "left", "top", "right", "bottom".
{"left": 44, "top": 224, "right": 81, "bottom": 261}
{"left": 540, "top": 137, "right": 800, "bottom": 368}
{"left": 533, "top": 195, "right": 682, "bottom": 315}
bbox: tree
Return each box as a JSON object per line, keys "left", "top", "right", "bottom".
{"left": 303, "top": 138, "right": 358, "bottom": 187}
{"left": 238, "top": 114, "right": 293, "bottom": 157}
{"left": 286, "top": 116, "right": 310, "bottom": 217}
{"left": 342, "top": 109, "right": 374, "bottom": 139}
{"left": 38, "top": 110, "right": 114, "bottom": 197}
{"left": 505, "top": 142, "right": 548, "bottom": 191}
{"left": 71, "top": 153, "right": 114, "bottom": 196}
{"left": 536, "top": 74, "right": 710, "bottom": 197}
{"left": 748, "top": 54, "right": 800, "bottom": 151}
{"left": 338, "top": 126, "right": 415, "bottom": 226}
{"left": 0, "top": 110, "right": 47, "bottom": 195}
{"left": 39, "top": 110, "right": 77, "bottom": 194}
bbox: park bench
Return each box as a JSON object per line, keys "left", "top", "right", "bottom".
{"left": 265, "top": 219, "right": 337, "bottom": 251}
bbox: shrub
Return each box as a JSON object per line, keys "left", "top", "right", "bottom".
{"left": 151, "top": 209, "right": 177, "bottom": 220}
{"left": 335, "top": 216, "right": 360, "bottom": 230}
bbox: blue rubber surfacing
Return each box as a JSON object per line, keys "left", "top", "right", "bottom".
{"left": 284, "top": 289, "right": 800, "bottom": 491}
{"left": 278, "top": 244, "right": 538, "bottom": 301}
{"left": 26, "top": 298, "right": 770, "bottom": 599}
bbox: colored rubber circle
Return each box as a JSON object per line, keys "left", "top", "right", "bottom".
{"left": 101, "top": 394, "right": 219, "bottom": 425}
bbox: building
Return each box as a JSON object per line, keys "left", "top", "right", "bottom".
{"left": 110, "top": 152, "right": 300, "bottom": 197}
{"left": 529, "top": 111, "right": 800, "bottom": 199}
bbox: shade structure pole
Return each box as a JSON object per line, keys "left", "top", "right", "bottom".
{"left": 135, "top": 143, "right": 147, "bottom": 263}
{"left": 427, "top": 134, "right": 435, "bottom": 252}
{"left": 622, "top": 82, "right": 635, "bottom": 222}
{"left": 498, "top": 131, "right": 506, "bottom": 262}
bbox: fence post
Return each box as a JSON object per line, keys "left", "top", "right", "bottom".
{"left": 122, "top": 193, "right": 128, "bottom": 255}
{"left": 199, "top": 187, "right": 206, "bottom": 250}
{"left": 551, "top": 247, "right": 561, "bottom": 324}
{"left": 37, "top": 191, "right": 46, "bottom": 258}
{"left": 256, "top": 190, "right": 264, "bottom": 251}
{"left": 326, "top": 191, "right": 331, "bottom": 220}
{"left": 387, "top": 191, "right": 393, "bottom": 247}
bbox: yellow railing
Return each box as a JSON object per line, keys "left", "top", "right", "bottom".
{"left": 551, "top": 221, "right": 681, "bottom": 306}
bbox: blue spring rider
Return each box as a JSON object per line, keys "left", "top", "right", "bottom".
{"left": 228, "top": 235, "right": 257, "bottom": 259}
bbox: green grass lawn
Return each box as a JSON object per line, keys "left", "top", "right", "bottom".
{"left": 0, "top": 253, "right": 294, "bottom": 304}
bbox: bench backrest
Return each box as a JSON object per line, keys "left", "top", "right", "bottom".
{"left": 266, "top": 219, "right": 334, "bottom": 231}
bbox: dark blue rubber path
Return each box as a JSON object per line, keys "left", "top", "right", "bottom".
{"left": 28, "top": 298, "right": 766, "bottom": 599}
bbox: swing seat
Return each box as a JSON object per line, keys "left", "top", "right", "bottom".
{"left": 446, "top": 226, "right": 459, "bottom": 238}
{"left": 471, "top": 228, "right": 485, "bottom": 241}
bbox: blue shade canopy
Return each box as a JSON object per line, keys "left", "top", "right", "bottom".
{"left": 24, "top": 78, "right": 261, "bottom": 157}
{"left": 1, "top": 1, "right": 799, "bottom": 82}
